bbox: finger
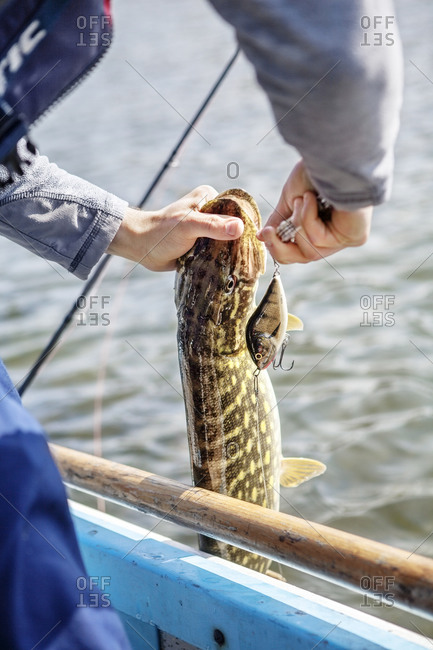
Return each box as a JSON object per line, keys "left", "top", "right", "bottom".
{"left": 261, "top": 223, "right": 341, "bottom": 264}
{"left": 302, "top": 191, "right": 336, "bottom": 247}
{"left": 186, "top": 185, "right": 219, "bottom": 209}
{"left": 258, "top": 191, "right": 297, "bottom": 237}
{"left": 259, "top": 196, "right": 302, "bottom": 243}
{"left": 292, "top": 199, "right": 341, "bottom": 261}
{"left": 290, "top": 224, "right": 327, "bottom": 262}
{"left": 289, "top": 196, "right": 303, "bottom": 228}
{"left": 302, "top": 192, "right": 372, "bottom": 248}
{"left": 185, "top": 213, "right": 245, "bottom": 240}
{"left": 292, "top": 193, "right": 334, "bottom": 259}
{"left": 259, "top": 226, "right": 311, "bottom": 263}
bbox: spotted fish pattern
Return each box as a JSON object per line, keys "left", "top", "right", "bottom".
{"left": 175, "top": 189, "right": 323, "bottom": 572}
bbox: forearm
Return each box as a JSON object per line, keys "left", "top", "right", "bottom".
{"left": 0, "top": 145, "right": 127, "bottom": 280}
{"left": 0, "top": 148, "right": 245, "bottom": 277}
{"left": 209, "top": 0, "right": 403, "bottom": 210}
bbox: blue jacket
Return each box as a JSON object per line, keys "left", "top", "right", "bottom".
{"left": 0, "top": 359, "right": 131, "bottom": 648}
{"left": 0, "top": 4, "right": 130, "bottom": 644}
{"left": 0, "top": 0, "right": 127, "bottom": 280}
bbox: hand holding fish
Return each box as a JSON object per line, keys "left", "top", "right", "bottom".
{"left": 257, "top": 160, "right": 372, "bottom": 264}
{"left": 108, "top": 185, "right": 244, "bottom": 271}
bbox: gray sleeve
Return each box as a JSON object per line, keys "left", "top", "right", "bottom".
{"left": 0, "top": 145, "right": 127, "bottom": 280}
{"left": 208, "top": 0, "right": 403, "bottom": 210}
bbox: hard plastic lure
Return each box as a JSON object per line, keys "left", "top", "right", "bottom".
{"left": 246, "top": 272, "right": 303, "bottom": 371}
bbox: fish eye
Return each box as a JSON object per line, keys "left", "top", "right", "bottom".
{"left": 224, "top": 275, "right": 237, "bottom": 294}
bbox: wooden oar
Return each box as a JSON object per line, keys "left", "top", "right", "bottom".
{"left": 50, "top": 443, "right": 433, "bottom": 620}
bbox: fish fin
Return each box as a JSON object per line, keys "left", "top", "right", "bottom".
{"left": 266, "top": 569, "right": 287, "bottom": 582}
{"left": 286, "top": 314, "right": 304, "bottom": 331}
{"left": 280, "top": 457, "right": 326, "bottom": 488}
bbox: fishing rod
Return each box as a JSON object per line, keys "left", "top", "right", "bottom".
{"left": 18, "top": 46, "right": 240, "bottom": 396}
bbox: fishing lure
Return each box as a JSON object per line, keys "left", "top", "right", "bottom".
{"left": 246, "top": 267, "right": 303, "bottom": 371}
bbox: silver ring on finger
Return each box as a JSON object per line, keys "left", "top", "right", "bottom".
{"left": 276, "top": 216, "right": 297, "bottom": 243}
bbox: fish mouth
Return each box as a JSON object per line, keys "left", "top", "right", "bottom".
{"left": 197, "top": 189, "right": 266, "bottom": 281}
{"left": 201, "top": 188, "right": 262, "bottom": 231}
{"left": 175, "top": 189, "right": 266, "bottom": 330}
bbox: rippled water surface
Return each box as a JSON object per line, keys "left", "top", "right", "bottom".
{"left": 2, "top": 0, "right": 433, "bottom": 637}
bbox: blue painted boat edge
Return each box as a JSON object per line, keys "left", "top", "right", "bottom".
{"left": 70, "top": 501, "right": 432, "bottom": 650}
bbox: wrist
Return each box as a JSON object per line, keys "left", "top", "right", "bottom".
{"left": 107, "top": 206, "right": 146, "bottom": 262}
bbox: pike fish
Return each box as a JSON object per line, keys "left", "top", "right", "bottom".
{"left": 175, "top": 189, "right": 325, "bottom": 572}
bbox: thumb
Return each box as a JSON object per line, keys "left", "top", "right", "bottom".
{"left": 257, "top": 194, "right": 294, "bottom": 237}
{"left": 188, "top": 213, "right": 244, "bottom": 240}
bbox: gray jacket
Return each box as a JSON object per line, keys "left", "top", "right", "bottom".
{"left": 0, "top": 0, "right": 402, "bottom": 279}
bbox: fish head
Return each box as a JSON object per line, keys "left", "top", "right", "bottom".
{"left": 175, "top": 189, "right": 265, "bottom": 355}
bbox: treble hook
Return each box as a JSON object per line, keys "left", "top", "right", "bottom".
{"left": 272, "top": 258, "right": 280, "bottom": 277}
{"left": 273, "top": 334, "right": 295, "bottom": 371}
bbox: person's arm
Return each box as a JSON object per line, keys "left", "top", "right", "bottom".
{"left": 208, "top": 0, "right": 403, "bottom": 261}
{"left": 0, "top": 143, "right": 244, "bottom": 278}
{"left": 0, "top": 143, "right": 127, "bottom": 280}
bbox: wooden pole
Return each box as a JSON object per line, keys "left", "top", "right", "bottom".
{"left": 50, "top": 443, "right": 433, "bottom": 620}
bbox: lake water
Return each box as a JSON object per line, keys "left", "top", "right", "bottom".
{"left": 1, "top": 0, "right": 433, "bottom": 637}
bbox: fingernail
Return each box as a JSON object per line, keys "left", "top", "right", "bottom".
{"left": 258, "top": 226, "right": 273, "bottom": 240}
{"left": 225, "top": 219, "right": 243, "bottom": 236}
